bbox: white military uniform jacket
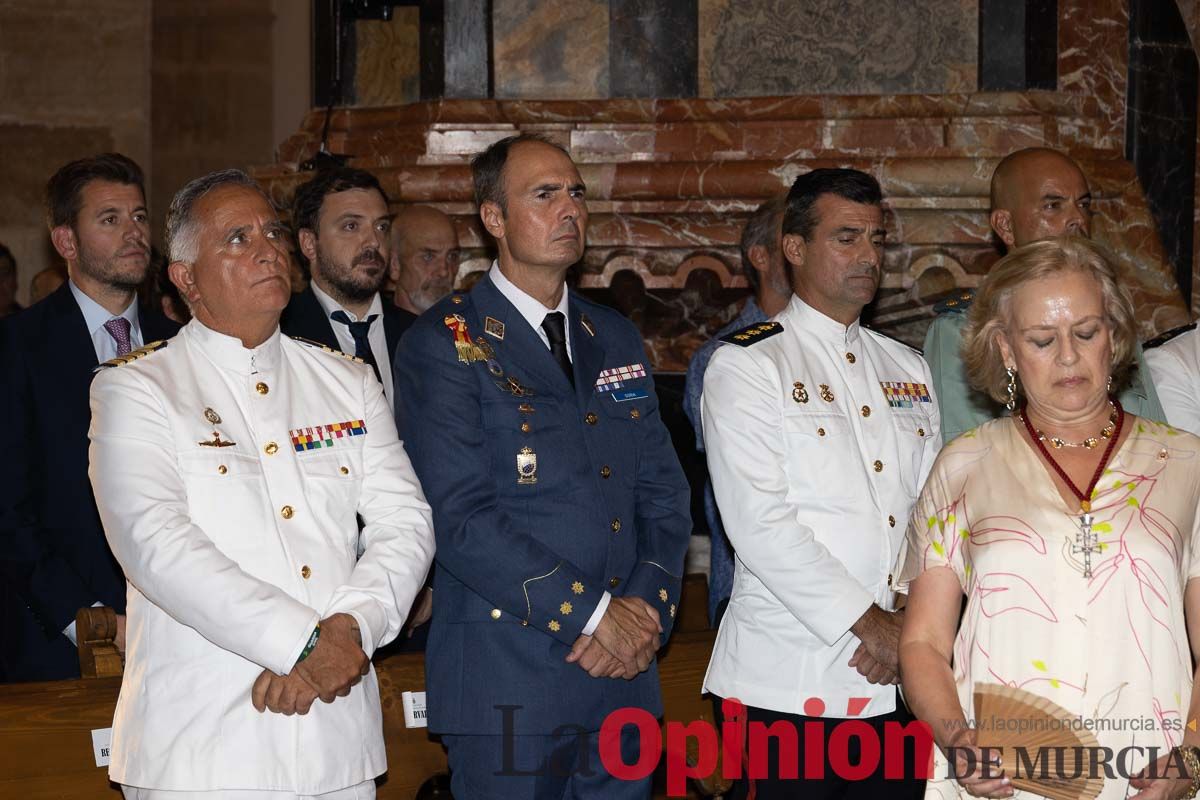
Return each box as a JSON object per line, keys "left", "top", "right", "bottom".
{"left": 701, "top": 295, "right": 941, "bottom": 718}
{"left": 1145, "top": 325, "right": 1200, "bottom": 436}
{"left": 88, "top": 320, "right": 435, "bottom": 794}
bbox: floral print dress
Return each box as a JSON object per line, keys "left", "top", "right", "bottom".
{"left": 898, "top": 417, "right": 1200, "bottom": 799}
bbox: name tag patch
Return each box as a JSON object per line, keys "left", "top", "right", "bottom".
{"left": 880, "top": 382, "right": 932, "bottom": 408}
{"left": 290, "top": 419, "right": 367, "bottom": 452}
{"left": 611, "top": 389, "right": 650, "bottom": 402}
{"left": 595, "top": 363, "right": 647, "bottom": 392}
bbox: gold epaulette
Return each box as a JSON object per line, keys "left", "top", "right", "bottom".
{"left": 289, "top": 335, "right": 365, "bottom": 364}
{"left": 719, "top": 321, "right": 783, "bottom": 347}
{"left": 93, "top": 340, "right": 168, "bottom": 371}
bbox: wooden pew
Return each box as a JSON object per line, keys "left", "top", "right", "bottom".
{"left": 0, "top": 581, "right": 719, "bottom": 799}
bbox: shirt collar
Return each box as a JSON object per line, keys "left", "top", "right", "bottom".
{"left": 310, "top": 280, "right": 383, "bottom": 322}
{"left": 186, "top": 317, "right": 282, "bottom": 374}
{"left": 782, "top": 294, "right": 862, "bottom": 345}
{"left": 69, "top": 278, "right": 140, "bottom": 337}
{"left": 488, "top": 260, "right": 570, "bottom": 331}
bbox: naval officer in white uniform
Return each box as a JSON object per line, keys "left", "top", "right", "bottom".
{"left": 701, "top": 169, "right": 940, "bottom": 799}
{"left": 88, "top": 168, "right": 435, "bottom": 799}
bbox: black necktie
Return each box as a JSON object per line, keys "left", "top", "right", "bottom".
{"left": 331, "top": 310, "right": 382, "bottom": 383}
{"left": 541, "top": 311, "right": 573, "bottom": 387}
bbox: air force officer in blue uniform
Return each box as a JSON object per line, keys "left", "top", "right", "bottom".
{"left": 394, "top": 134, "right": 691, "bottom": 799}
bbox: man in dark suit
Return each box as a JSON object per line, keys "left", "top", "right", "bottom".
{"left": 394, "top": 134, "right": 691, "bottom": 798}
{"left": 0, "top": 153, "right": 180, "bottom": 682}
{"left": 281, "top": 167, "right": 416, "bottom": 414}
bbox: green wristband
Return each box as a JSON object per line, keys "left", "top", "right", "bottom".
{"left": 296, "top": 624, "right": 321, "bottom": 666}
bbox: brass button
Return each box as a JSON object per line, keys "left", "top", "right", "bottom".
{"left": 917, "top": 428, "right": 925, "bottom": 437}
{"left": 609, "top": 576, "right": 621, "bottom": 588}
{"left": 873, "top": 460, "right": 883, "bottom": 473}
{"left": 255, "top": 382, "right": 269, "bottom": 395}
{"left": 629, "top": 408, "right": 640, "bottom": 420}
{"left": 610, "top": 518, "right": 622, "bottom": 533}
{"left": 846, "top": 352, "right": 856, "bottom": 364}
{"left": 264, "top": 441, "right": 278, "bottom": 455}
{"left": 888, "top": 515, "right": 896, "bottom": 527}
{"left": 451, "top": 295, "right": 463, "bottom": 305}
{"left": 817, "top": 427, "right": 826, "bottom": 437}
{"left": 521, "top": 422, "right": 531, "bottom": 433}
{"left": 280, "top": 505, "right": 294, "bottom": 519}
{"left": 339, "top": 466, "right": 349, "bottom": 475}
{"left": 600, "top": 465, "right": 612, "bottom": 479}
{"left": 217, "top": 465, "right": 228, "bottom": 475}
{"left": 300, "top": 565, "right": 311, "bottom": 579}
{"left": 861, "top": 405, "right": 871, "bottom": 418}
{"left": 490, "top": 608, "right": 502, "bottom": 620}
{"left": 585, "top": 412, "right": 598, "bottom": 425}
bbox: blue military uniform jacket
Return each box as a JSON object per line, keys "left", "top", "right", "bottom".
{"left": 394, "top": 274, "right": 691, "bottom": 736}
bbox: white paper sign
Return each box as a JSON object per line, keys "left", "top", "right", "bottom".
{"left": 401, "top": 691, "right": 428, "bottom": 728}
{"left": 91, "top": 727, "right": 112, "bottom": 767}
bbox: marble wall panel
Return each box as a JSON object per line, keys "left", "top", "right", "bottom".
{"left": 698, "top": 0, "right": 978, "bottom": 97}
{"left": 492, "top": 0, "right": 609, "bottom": 99}
{"left": 1058, "top": 0, "right": 1127, "bottom": 148}
{"left": 354, "top": 8, "right": 421, "bottom": 107}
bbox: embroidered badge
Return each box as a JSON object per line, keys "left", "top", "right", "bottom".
{"left": 290, "top": 419, "right": 367, "bottom": 452}
{"left": 792, "top": 382, "right": 809, "bottom": 404}
{"left": 443, "top": 314, "right": 487, "bottom": 364}
{"left": 595, "top": 363, "right": 647, "bottom": 392}
{"left": 880, "top": 381, "right": 933, "bottom": 408}
{"left": 819, "top": 384, "right": 835, "bottom": 402}
{"left": 517, "top": 446, "right": 538, "bottom": 484}
{"left": 484, "top": 316, "right": 505, "bottom": 340}
{"left": 198, "top": 431, "right": 236, "bottom": 448}
{"left": 203, "top": 407, "right": 222, "bottom": 424}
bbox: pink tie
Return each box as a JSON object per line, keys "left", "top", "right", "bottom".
{"left": 103, "top": 317, "right": 132, "bottom": 356}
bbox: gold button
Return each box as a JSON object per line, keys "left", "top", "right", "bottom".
{"left": 629, "top": 408, "right": 640, "bottom": 420}
{"left": 265, "top": 441, "right": 278, "bottom": 455}
{"left": 817, "top": 427, "right": 826, "bottom": 436}
{"left": 301, "top": 565, "right": 311, "bottom": 579}
{"left": 255, "top": 382, "right": 269, "bottom": 395}
{"left": 873, "top": 460, "right": 883, "bottom": 472}
{"left": 609, "top": 576, "right": 621, "bottom": 588}
{"left": 451, "top": 295, "right": 463, "bottom": 305}
{"left": 861, "top": 405, "right": 871, "bottom": 418}
{"left": 281, "top": 505, "right": 294, "bottom": 519}
{"left": 600, "top": 465, "right": 611, "bottom": 479}
{"left": 917, "top": 428, "right": 925, "bottom": 437}
{"left": 490, "top": 608, "right": 502, "bottom": 620}
{"left": 217, "top": 465, "right": 228, "bottom": 475}
{"left": 585, "top": 412, "right": 598, "bottom": 425}
{"left": 846, "top": 352, "right": 856, "bottom": 364}
{"left": 521, "top": 422, "right": 531, "bottom": 433}
{"left": 611, "top": 518, "right": 622, "bottom": 533}
{"left": 339, "top": 466, "right": 349, "bottom": 475}
{"left": 888, "top": 515, "right": 896, "bottom": 527}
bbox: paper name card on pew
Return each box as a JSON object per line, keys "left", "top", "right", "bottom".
{"left": 401, "top": 691, "right": 428, "bottom": 728}
{"left": 91, "top": 727, "right": 113, "bottom": 767}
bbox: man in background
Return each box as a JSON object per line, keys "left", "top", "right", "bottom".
{"left": 389, "top": 204, "right": 460, "bottom": 315}
{"left": 30, "top": 266, "right": 67, "bottom": 305}
{"left": 0, "top": 153, "right": 178, "bottom": 682}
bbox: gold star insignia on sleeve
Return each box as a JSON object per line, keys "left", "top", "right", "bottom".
{"left": 560, "top": 602, "right": 573, "bottom": 615}
{"left": 571, "top": 581, "right": 584, "bottom": 595}
{"left": 658, "top": 588, "right": 668, "bottom": 602}
{"left": 548, "top": 620, "right": 561, "bottom": 632}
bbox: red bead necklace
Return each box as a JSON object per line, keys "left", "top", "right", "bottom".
{"left": 1018, "top": 398, "right": 1125, "bottom": 513}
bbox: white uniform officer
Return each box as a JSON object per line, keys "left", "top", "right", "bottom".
{"left": 1145, "top": 323, "right": 1200, "bottom": 436}
{"left": 701, "top": 169, "right": 940, "bottom": 800}
{"left": 88, "top": 169, "right": 435, "bottom": 800}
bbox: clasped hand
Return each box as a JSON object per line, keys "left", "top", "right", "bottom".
{"left": 565, "top": 596, "right": 662, "bottom": 680}
{"left": 848, "top": 604, "right": 903, "bottom": 685}
{"left": 252, "top": 613, "right": 368, "bottom": 715}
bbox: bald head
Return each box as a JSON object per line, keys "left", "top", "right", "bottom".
{"left": 989, "top": 148, "right": 1092, "bottom": 250}
{"left": 389, "top": 205, "right": 460, "bottom": 314}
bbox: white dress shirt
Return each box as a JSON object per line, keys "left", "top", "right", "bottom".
{"left": 63, "top": 279, "right": 144, "bottom": 644}
{"left": 1145, "top": 327, "right": 1200, "bottom": 436}
{"left": 70, "top": 278, "right": 143, "bottom": 363}
{"left": 310, "top": 281, "right": 395, "bottom": 412}
{"left": 701, "top": 295, "right": 941, "bottom": 718}
{"left": 487, "top": 261, "right": 610, "bottom": 634}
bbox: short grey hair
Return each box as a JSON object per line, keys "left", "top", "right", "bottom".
{"left": 165, "top": 169, "right": 273, "bottom": 264}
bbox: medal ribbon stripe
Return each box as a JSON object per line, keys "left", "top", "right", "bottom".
{"left": 595, "top": 363, "right": 647, "bottom": 392}
{"left": 289, "top": 419, "right": 367, "bottom": 452}
{"left": 880, "top": 381, "right": 932, "bottom": 408}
